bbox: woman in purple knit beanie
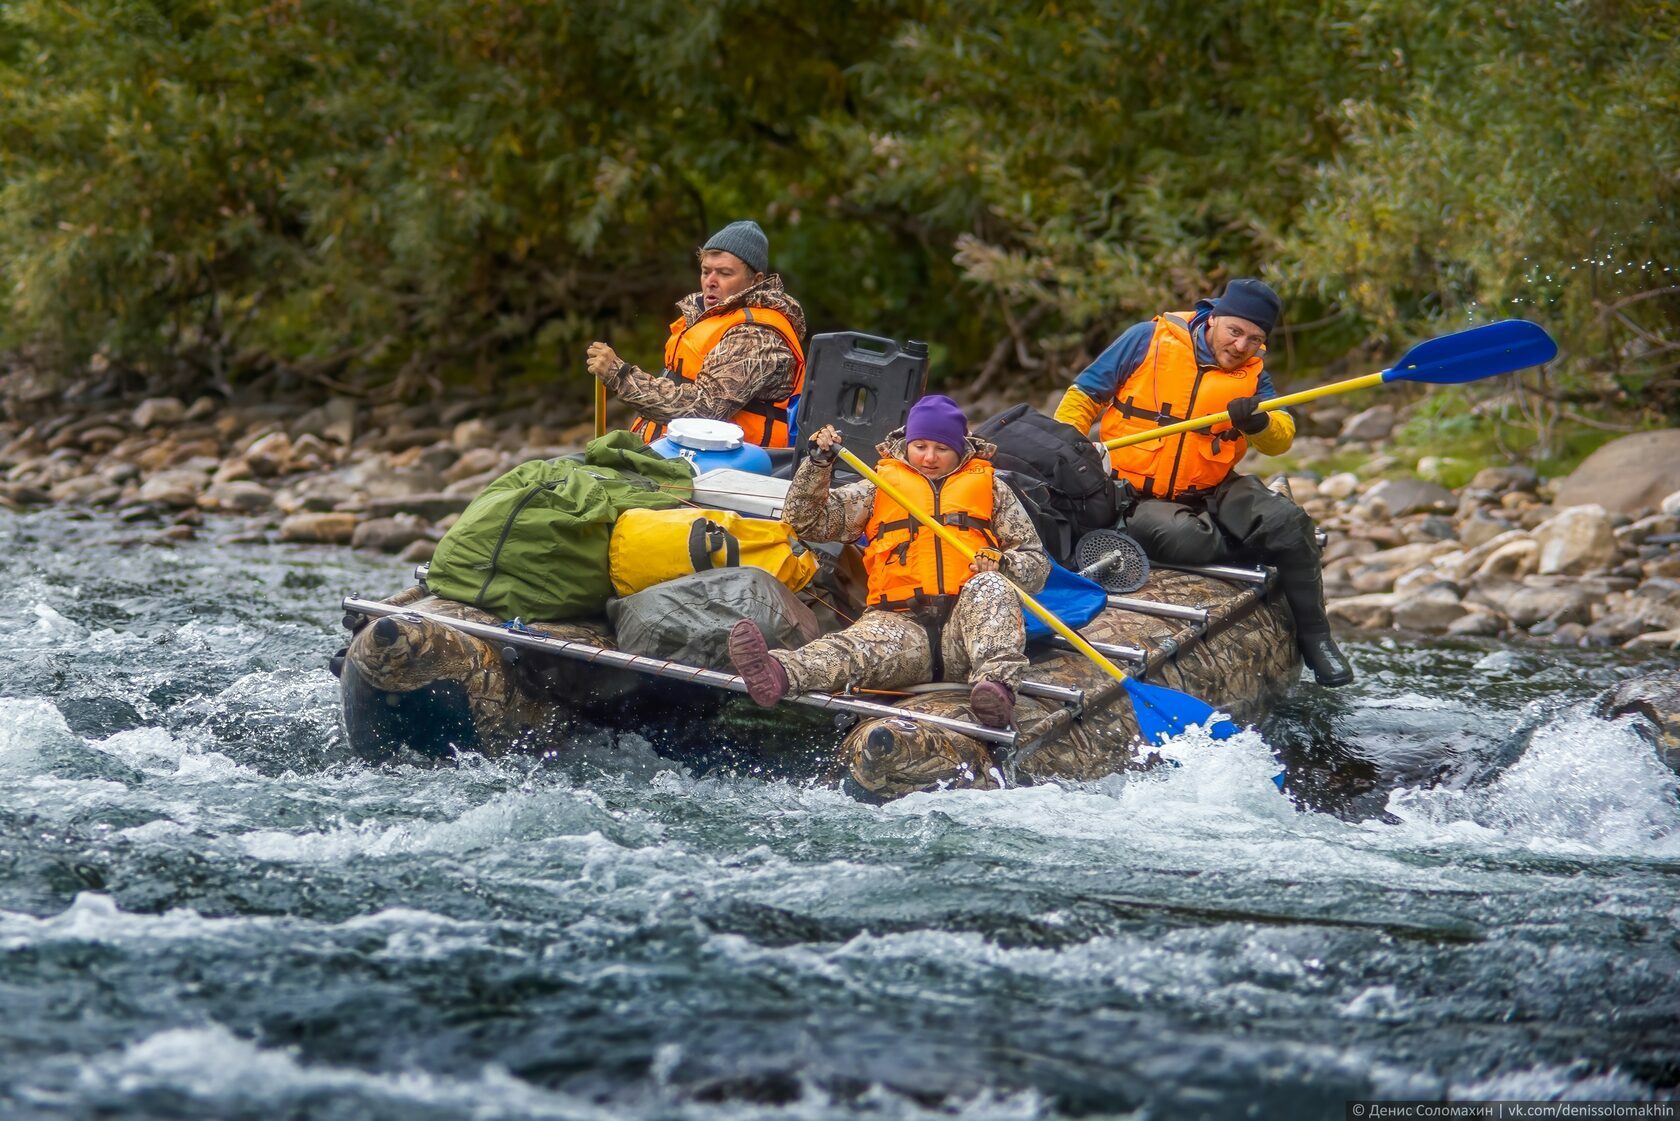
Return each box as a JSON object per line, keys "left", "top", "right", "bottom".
{"left": 726, "top": 393, "right": 1051, "bottom": 735}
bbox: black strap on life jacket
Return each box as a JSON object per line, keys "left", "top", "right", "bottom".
{"left": 1112, "top": 396, "right": 1178, "bottom": 425}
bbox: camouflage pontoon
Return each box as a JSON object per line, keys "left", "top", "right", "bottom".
{"left": 334, "top": 557, "right": 1300, "bottom": 801}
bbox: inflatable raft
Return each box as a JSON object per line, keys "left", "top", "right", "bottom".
{"left": 333, "top": 541, "right": 1301, "bottom": 800}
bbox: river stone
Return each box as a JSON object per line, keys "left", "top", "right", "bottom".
{"left": 443, "top": 447, "right": 504, "bottom": 483}
{"left": 1553, "top": 429, "right": 1680, "bottom": 514}
{"left": 1340, "top": 404, "right": 1395, "bottom": 442}
{"left": 99, "top": 461, "right": 139, "bottom": 485}
{"left": 1319, "top": 472, "right": 1361, "bottom": 500}
{"left": 1349, "top": 541, "right": 1460, "bottom": 584}
{"left": 294, "top": 397, "right": 359, "bottom": 445}
{"left": 287, "top": 432, "right": 334, "bottom": 473}
{"left": 75, "top": 425, "right": 128, "bottom": 453}
{"left": 1326, "top": 592, "right": 1398, "bottom": 629}
{"left": 1468, "top": 465, "right": 1540, "bottom": 494}
{"left": 1415, "top": 456, "right": 1468, "bottom": 484}
{"left": 1391, "top": 583, "right": 1468, "bottom": 632}
{"left": 1393, "top": 567, "right": 1461, "bottom": 597}
{"left": 1584, "top": 610, "right": 1667, "bottom": 647}
{"left": 212, "top": 458, "right": 254, "bottom": 485}
{"left": 1549, "top": 621, "right": 1589, "bottom": 645}
{"left": 279, "top": 511, "right": 358, "bottom": 544}
{"left": 365, "top": 493, "right": 473, "bottom": 521}
{"left": 1471, "top": 539, "right": 1539, "bottom": 585}
{"left": 1447, "top": 607, "right": 1505, "bottom": 637}
{"left": 164, "top": 438, "right": 223, "bottom": 467}
{"left": 451, "top": 418, "right": 500, "bottom": 451}
{"left": 1322, "top": 534, "right": 1378, "bottom": 564}
{"left": 1458, "top": 513, "right": 1514, "bottom": 551}
{"left": 1634, "top": 575, "right": 1680, "bottom": 604}
{"left": 351, "top": 514, "right": 431, "bottom": 553}
{"left": 444, "top": 471, "right": 499, "bottom": 496}
{"left": 1616, "top": 513, "right": 1680, "bottom": 547}
{"left": 1358, "top": 478, "right": 1458, "bottom": 518}
{"left": 1534, "top": 504, "right": 1617, "bottom": 576}
{"left": 388, "top": 443, "right": 459, "bottom": 475}
{"left": 183, "top": 395, "right": 220, "bottom": 422}
{"left": 132, "top": 397, "right": 185, "bottom": 429}
{"left": 1404, "top": 514, "right": 1457, "bottom": 542}
{"left": 276, "top": 476, "right": 360, "bottom": 514}
{"left": 1624, "top": 627, "right": 1680, "bottom": 649}
{"left": 200, "top": 481, "right": 275, "bottom": 513}
{"left": 399, "top": 538, "right": 437, "bottom": 564}
{"left": 136, "top": 469, "right": 208, "bottom": 508}
{"left": 245, "top": 431, "right": 293, "bottom": 477}
{"left": 1470, "top": 581, "right": 1596, "bottom": 627}
{"left": 49, "top": 475, "right": 120, "bottom": 506}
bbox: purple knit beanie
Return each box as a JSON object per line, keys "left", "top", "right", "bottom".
{"left": 904, "top": 394, "right": 969, "bottom": 452}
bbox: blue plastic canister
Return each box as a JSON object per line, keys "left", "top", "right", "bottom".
{"left": 647, "top": 418, "right": 773, "bottom": 475}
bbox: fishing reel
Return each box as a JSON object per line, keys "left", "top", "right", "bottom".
{"left": 1073, "top": 529, "right": 1151, "bottom": 594}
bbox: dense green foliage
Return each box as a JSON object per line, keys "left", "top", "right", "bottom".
{"left": 2, "top": 0, "right": 1676, "bottom": 415}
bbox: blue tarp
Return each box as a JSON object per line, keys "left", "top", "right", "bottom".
{"left": 1022, "top": 560, "right": 1108, "bottom": 641}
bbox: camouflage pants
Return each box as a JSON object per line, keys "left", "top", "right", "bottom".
{"left": 770, "top": 571, "right": 1027, "bottom": 694}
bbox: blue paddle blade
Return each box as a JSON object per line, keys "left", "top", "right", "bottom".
{"left": 1123, "top": 675, "right": 1237, "bottom": 746}
{"left": 1380, "top": 319, "right": 1558, "bottom": 386}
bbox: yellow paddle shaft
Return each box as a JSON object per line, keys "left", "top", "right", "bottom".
{"left": 1101, "top": 370, "right": 1387, "bottom": 451}
{"left": 835, "top": 446, "right": 1131, "bottom": 686}
{"left": 594, "top": 381, "right": 608, "bottom": 439}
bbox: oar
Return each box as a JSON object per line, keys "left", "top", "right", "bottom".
{"left": 834, "top": 446, "right": 1232, "bottom": 745}
{"left": 1101, "top": 318, "right": 1559, "bottom": 452}
{"left": 594, "top": 381, "right": 608, "bottom": 439}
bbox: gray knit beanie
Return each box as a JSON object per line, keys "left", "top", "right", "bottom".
{"left": 702, "top": 220, "right": 769, "bottom": 275}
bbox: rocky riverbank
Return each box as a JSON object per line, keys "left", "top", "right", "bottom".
{"left": 0, "top": 391, "right": 595, "bottom": 562}
{"left": 8, "top": 388, "right": 1680, "bottom": 654}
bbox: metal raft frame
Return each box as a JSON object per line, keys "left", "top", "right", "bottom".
{"left": 342, "top": 597, "right": 1022, "bottom": 748}
{"left": 344, "top": 558, "right": 1276, "bottom": 763}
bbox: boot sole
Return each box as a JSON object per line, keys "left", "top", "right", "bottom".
{"left": 970, "top": 684, "right": 1015, "bottom": 729}
{"left": 728, "top": 622, "right": 788, "bottom": 706}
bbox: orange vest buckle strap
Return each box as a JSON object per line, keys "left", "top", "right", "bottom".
{"left": 863, "top": 457, "right": 999, "bottom": 611}
{"left": 1097, "top": 311, "right": 1265, "bottom": 502}
{"left": 631, "top": 305, "right": 807, "bottom": 448}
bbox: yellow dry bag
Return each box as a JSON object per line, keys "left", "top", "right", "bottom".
{"left": 609, "top": 507, "right": 819, "bottom": 597}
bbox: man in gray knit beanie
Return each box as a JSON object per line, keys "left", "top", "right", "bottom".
{"left": 585, "top": 219, "right": 808, "bottom": 448}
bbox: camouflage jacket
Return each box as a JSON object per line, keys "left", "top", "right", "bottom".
{"left": 609, "top": 275, "right": 806, "bottom": 424}
{"left": 782, "top": 432, "right": 1051, "bottom": 593}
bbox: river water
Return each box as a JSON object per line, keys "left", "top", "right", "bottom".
{"left": 3, "top": 509, "right": 1676, "bottom": 1120}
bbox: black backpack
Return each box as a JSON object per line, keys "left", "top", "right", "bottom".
{"left": 975, "top": 405, "right": 1119, "bottom": 562}
{"left": 994, "top": 469, "right": 1076, "bottom": 565}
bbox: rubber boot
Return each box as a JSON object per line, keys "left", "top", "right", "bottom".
{"left": 728, "top": 621, "right": 790, "bottom": 706}
{"left": 1278, "top": 565, "right": 1355, "bottom": 687}
{"left": 969, "top": 679, "right": 1016, "bottom": 729}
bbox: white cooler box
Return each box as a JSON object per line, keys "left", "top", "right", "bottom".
{"left": 690, "top": 468, "right": 792, "bottom": 521}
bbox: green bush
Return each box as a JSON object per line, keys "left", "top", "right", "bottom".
{"left": 1, "top": 0, "right": 1675, "bottom": 416}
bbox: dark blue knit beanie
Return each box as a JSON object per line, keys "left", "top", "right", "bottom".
{"left": 1209, "top": 278, "right": 1282, "bottom": 336}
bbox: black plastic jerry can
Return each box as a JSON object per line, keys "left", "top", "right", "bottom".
{"left": 795, "top": 333, "right": 930, "bottom": 472}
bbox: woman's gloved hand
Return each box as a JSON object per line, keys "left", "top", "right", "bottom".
{"left": 806, "top": 424, "right": 843, "bottom": 466}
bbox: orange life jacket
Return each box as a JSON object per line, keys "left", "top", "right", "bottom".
{"left": 863, "top": 457, "right": 999, "bottom": 611}
{"left": 630, "top": 305, "right": 806, "bottom": 448}
{"left": 1098, "top": 311, "right": 1265, "bottom": 500}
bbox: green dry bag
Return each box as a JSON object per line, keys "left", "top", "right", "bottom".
{"left": 425, "top": 430, "right": 695, "bottom": 621}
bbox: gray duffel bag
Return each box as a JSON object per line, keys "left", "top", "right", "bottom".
{"left": 606, "top": 567, "right": 821, "bottom": 670}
